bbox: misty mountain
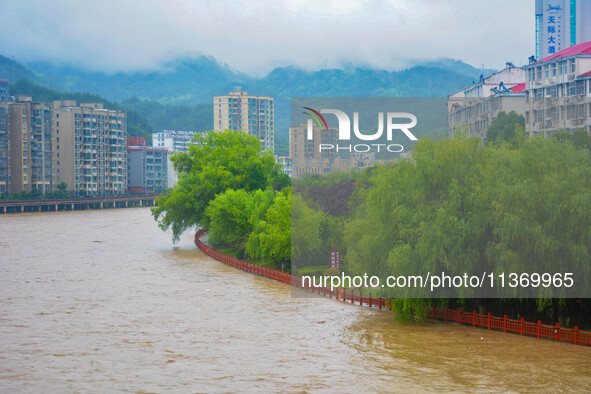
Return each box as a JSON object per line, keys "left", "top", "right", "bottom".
{"left": 26, "top": 56, "right": 253, "bottom": 104}
{"left": 19, "top": 54, "right": 487, "bottom": 104}
{"left": 0, "top": 54, "right": 40, "bottom": 84}
{"left": 0, "top": 53, "right": 492, "bottom": 155}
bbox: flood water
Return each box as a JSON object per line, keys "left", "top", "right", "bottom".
{"left": 1, "top": 208, "right": 590, "bottom": 392}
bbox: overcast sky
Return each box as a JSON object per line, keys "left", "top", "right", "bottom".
{"left": 0, "top": 0, "right": 535, "bottom": 76}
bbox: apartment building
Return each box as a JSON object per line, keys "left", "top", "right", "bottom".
{"left": 0, "top": 100, "right": 9, "bottom": 194}
{"left": 213, "top": 87, "right": 274, "bottom": 152}
{"left": 448, "top": 66, "right": 527, "bottom": 139}
{"left": 289, "top": 123, "right": 374, "bottom": 178}
{"left": 152, "top": 130, "right": 197, "bottom": 153}
{"left": 151, "top": 130, "right": 198, "bottom": 188}
{"left": 275, "top": 156, "right": 293, "bottom": 178}
{"left": 53, "top": 100, "right": 127, "bottom": 195}
{"left": 6, "top": 97, "right": 53, "bottom": 194}
{"left": 0, "top": 79, "right": 9, "bottom": 101}
{"left": 127, "top": 137, "right": 168, "bottom": 194}
{"left": 524, "top": 41, "right": 591, "bottom": 136}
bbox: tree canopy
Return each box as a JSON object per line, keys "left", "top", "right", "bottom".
{"left": 151, "top": 131, "right": 287, "bottom": 242}
{"left": 486, "top": 111, "right": 525, "bottom": 144}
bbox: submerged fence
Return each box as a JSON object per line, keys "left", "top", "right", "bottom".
{"left": 195, "top": 230, "right": 591, "bottom": 347}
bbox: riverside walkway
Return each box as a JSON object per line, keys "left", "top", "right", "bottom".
{"left": 0, "top": 194, "right": 160, "bottom": 214}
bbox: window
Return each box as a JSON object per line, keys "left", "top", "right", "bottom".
{"left": 535, "top": 110, "right": 544, "bottom": 122}
{"left": 544, "top": 65, "right": 549, "bottom": 78}
{"left": 537, "top": 67, "right": 542, "bottom": 80}
{"left": 570, "top": 59, "right": 576, "bottom": 73}
{"left": 567, "top": 105, "right": 577, "bottom": 120}
{"left": 551, "top": 63, "right": 557, "bottom": 76}
{"left": 578, "top": 104, "right": 587, "bottom": 119}
{"left": 568, "top": 83, "right": 576, "bottom": 96}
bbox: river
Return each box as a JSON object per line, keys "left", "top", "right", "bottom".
{"left": 0, "top": 208, "right": 590, "bottom": 392}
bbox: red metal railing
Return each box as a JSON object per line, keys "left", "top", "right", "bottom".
{"left": 430, "top": 305, "right": 591, "bottom": 346}
{"left": 195, "top": 230, "right": 591, "bottom": 347}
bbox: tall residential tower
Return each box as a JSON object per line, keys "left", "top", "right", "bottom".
{"left": 213, "top": 87, "right": 274, "bottom": 152}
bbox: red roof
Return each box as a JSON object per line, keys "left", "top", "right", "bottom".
{"left": 511, "top": 83, "right": 526, "bottom": 93}
{"left": 580, "top": 70, "right": 591, "bottom": 78}
{"left": 537, "top": 41, "right": 591, "bottom": 63}
{"left": 127, "top": 136, "right": 148, "bottom": 147}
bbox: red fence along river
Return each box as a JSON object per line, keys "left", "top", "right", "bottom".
{"left": 195, "top": 230, "right": 591, "bottom": 347}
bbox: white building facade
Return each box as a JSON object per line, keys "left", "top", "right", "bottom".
{"left": 524, "top": 41, "right": 591, "bottom": 136}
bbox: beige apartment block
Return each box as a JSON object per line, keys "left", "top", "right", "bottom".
{"left": 448, "top": 66, "right": 527, "bottom": 140}
{"left": 213, "top": 87, "right": 274, "bottom": 152}
{"left": 0, "top": 100, "right": 8, "bottom": 194}
{"left": 448, "top": 94, "right": 527, "bottom": 140}
{"left": 7, "top": 97, "right": 53, "bottom": 194}
{"left": 53, "top": 101, "right": 127, "bottom": 195}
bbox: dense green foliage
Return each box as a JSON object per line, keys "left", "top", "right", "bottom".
{"left": 120, "top": 97, "right": 213, "bottom": 133}
{"left": 151, "top": 131, "right": 289, "bottom": 243}
{"left": 552, "top": 128, "right": 591, "bottom": 150}
{"left": 294, "top": 132, "right": 591, "bottom": 324}
{"left": 247, "top": 190, "right": 292, "bottom": 264}
{"left": 486, "top": 111, "right": 525, "bottom": 144}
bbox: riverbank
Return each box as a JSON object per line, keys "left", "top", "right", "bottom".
{"left": 195, "top": 230, "right": 591, "bottom": 347}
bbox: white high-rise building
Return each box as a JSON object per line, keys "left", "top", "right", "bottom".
{"left": 535, "top": 0, "right": 591, "bottom": 60}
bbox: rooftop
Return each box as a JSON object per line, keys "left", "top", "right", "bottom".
{"left": 511, "top": 83, "right": 526, "bottom": 93}
{"left": 534, "top": 41, "right": 591, "bottom": 64}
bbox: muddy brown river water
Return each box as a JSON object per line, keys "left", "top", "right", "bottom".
{"left": 1, "top": 208, "right": 590, "bottom": 392}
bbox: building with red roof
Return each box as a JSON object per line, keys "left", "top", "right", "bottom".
{"left": 447, "top": 66, "right": 527, "bottom": 140}
{"left": 524, "top": 40, "right": 591, "bottom": 136}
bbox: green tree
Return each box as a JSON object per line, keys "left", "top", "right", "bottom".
{"left": 290, "top": 193, "right": 326, "bottom": 266}
{"left": 152, "top": 131, "right": 284, "bottom": 242}
{"left": 55, "top": 181, "right": 68, "bottom": 197}
{"left": 486, "top": 111, "right": 525, "bottom": 145}
{"left": 206, "top": 188, "right": 277, "bottom": 252}
{"left": 552, "top": 129, "right": 591, "bottom": 150}
{"left": 247, "top": 189, "right": 292, "bottom": 264}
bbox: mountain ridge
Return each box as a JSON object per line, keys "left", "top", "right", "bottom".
{"left": 0, "top": 53, "right": 495, "bottom": 155}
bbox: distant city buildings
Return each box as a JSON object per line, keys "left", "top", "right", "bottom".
{"left": 275, "top": 156, "right": 292, "bottom": 177}
{"left": 0, "top": 79, "right": 9, "bottom": 101}
{"left": 289, "top": 123, "right": 374, "bottom": 178}
{"left": 524, "top": 41, "right": 591, "bottom": 136}
{"left": 448, "top": 66, "right": 527, "bottom": 140}
{"left": 127, "top": 137, "right": 168, "bottom": 194}
{"left": 213, "top": 87, "right": 275, "bottom": 152}
{"left": 0, "top": 101, "right": 8, "bottom": 194}
{"left": 152, "top": 130, "right": 197, "bottom": 153}
{"left": 535, "top": 0, "right": 591, "bottom": 60}
{"left": 448, "top": 40, "right": 591, "bottom": 140}
{"left": 0, "top": 90, "right": 130, "bottom": 196}
{"left": 150, "top": 130, "right": 199, "bottom": 188}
